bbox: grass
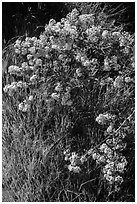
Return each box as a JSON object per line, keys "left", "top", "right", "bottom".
{"left": 2, "top": 2, "right": 135, "bottom": 202}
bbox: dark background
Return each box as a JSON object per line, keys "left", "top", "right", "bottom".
{"left": 2, "top": 2, "right": 135, "bottom": 44}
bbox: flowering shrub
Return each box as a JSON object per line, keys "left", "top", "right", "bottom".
{"left": 3, "top": 7, "right": 135, "bottom": 202}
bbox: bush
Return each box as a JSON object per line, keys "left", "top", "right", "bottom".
{"left": 2, "top": 5, "right": 135, "bottom": 202}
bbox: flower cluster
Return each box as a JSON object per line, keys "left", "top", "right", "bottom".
{"left": 64, "top": 149, "right": 81, "bottom": 173}
{"left": 3, "top": 81, "right": 28, "bottom": 96}
{"left": 18, "top": 100, "right": 30, "bottom": 112}
{"left": 103, "top": 56, "right": 120, "bottom": 71}
{"left": 96, "top": 113, "right": 116, "bottom": 125}
{"left": 113, "top": 76, "right": 124, "bottom": 89}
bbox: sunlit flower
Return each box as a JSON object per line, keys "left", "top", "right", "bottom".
{"left": 82, "top": 60, "right": 91, "bottom": 67}
{"left": 113, "top": 76, "right": 123, "bottom": 88}
{"left": 80, "top": 155, "right": 87, "bottom": 164}
{"left": 49, "top": 19, "right": 56, "bottom": 26}
{"left": 8, "top": 65, "right": 21, "bottom": 74}
{"left": 51, "top": 92, "right": 60, "bottom": 101}
{"left": 68, "top": 164, "right": 81, "bottom": 173}
{"left": 19, "top": 101, "right": 30, "bottom": 112}
{"left": 104, "top": 58, "right": 111, "bottom": 71}
{"left": 35, "top": 58, "right": 42, "bottom": 66}
{"left": 27, "top": 54, "right": 33, "bottom": 60}
{"left": 15, "top": 48, "right": 21, "bottom": 54}
{"left": 112, "top": 31, "right": 121, "bottom": 39}
{"left": 61, "top": 91, "right": 72, "bottom": 106}
{"left": 92, "top": 152, "right": 100, "bottom": 160}
{"left": 104, "top": 174, "right": 114, "bottom": 184}
{"left": 28, "top": 95, "right": 33, "bottom": 101}
{"left": 99, "top": 143, "right": 108, "bottom": 152}
{"left": 96, "top": 113, "right": 114, "bottom": 125}
{"left": 55, "top": 82, "right": 62, "bottom": 92}
{"left": 29, "top": 46, "right": 36, "bottom": 54}
{"left": 102, "top": 30, "right": 109, "bottom": 39}
{"left": 76, "top": 68, "right": 82, "bottom": 77}
{"left": 106, "top": 123, "right": 114, "bottom": 133}
{"left": 125, "top": 76, "right": 132, "bottom": 83}
{"left": 115, "top": 175, "right": 123, "bottom": 184}
{"left": 16, "top": 81, "right": 27, "bottom": 88}
{"left": 30, "top": 74, "right": 37, "bottom": 82}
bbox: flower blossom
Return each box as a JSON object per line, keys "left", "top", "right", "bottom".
{"left": 55, "top": 82, "right": 63, "bottom": 92}
{"left": 113, "top": 76, "right": 123, "bottom": 88}
{"left": 76, "top": 68, "right": 82, "bottom": 77}
{"left": 8, "top": 65, "right": 21, "bottom": 74}
{"left": 96, "top": 113, "right": 115, "bottom": 125}
{"left": 125, "top": 76, "right": 132, "bottom": 83}
{"left": 30, "top": 74, "right": 37, "bottom": 83}
{"left": 19, "top": 101, "right": 30, "bottom": 112}
{"left": 51, "top": 92, "right": 60, "bottom": 101}
{"left": 68, "top": 164, "right": 81, "bottom": 173}
{"left": 102, "top": 30, "right": 110, "bottom": 39}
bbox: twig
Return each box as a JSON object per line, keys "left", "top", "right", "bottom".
{"left": 79, "top": 178, "right": 96, "bottom": 191}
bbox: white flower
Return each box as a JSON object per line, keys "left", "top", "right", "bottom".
{"left": 125, "top": 76, "right": 132, "bottom": 83}
{"left": 64, "top": 43, "right": 72, "bottom": 50}
{"left": 69, "top": 152, "right": 79, "bottom": 166}
{"left": 104, "top": 147, "right": 113, "bottom": 155}
{"left": 28, "top": 95, "right": 33, "bottom": 101}
{"left": 79, "top": 14, "right": 94, "bottom": 28}
{"left": 96, "top": 114, "right": 106, "bottom": 125}
{"left": 105, "top": 162, "right": 115, "bottom": 170}
{"left": 75, "top": 53, "right": 81, "bottom": 61}
{"left": 19, "top": 102, "right": 30, "bottom": 112}
{"left": 3, "top": 84, "right": 10, "bottom": 93}
{"left": 112, "top": 31, "right": 121, "bottom": 39}
{"left": 35, "top": 59, "right": 42, "bottom": 66}
{"left": 8, "top": 65, "right": 20, "bottom": 74}
{"left": 102, "top": 30, "right": 109, "bottom": 39}
{"left": 113, "top": 76, "right": 123, "bottom": 88}
{"left": 31, "top": 37, "right": 37, "bottom": 42}
{"left": 80, "top": 56, "right": 86, "bottom": 62}
{"left": 65, "top": 155, "right": 70, "bottom": 161}
{"left": 15, "top": 39, "right": 21, "bottom": 46}
{"left": 116, "top": 162, "right": 126, "bottom": 173}
{"left": 51, "top": 93, "right": 60, "bottom": 101}
{"left": 92, "top": 152, "right": 100, "bottom": 160}
{"left": 82, "top": 60, "right": 91, "bottom": 67}
{"left": 19, "top": 102, "right": 24, "bottom": 111}
{"left": 106, "top": 124, "right": 114, "bottom": 133}
{"left": 49, "top": 19, "right": 56, "bottom": 26}
{"left": 76, "top": 68, "right": 82, "bottom": 77}
{"left": 16, "top": 81, "right": 27, "bottom": 88}
{"left": 27, "top": 54, "right": 33, "bottom": 60}
{"left": 68, "top": 164, "right": 81, "bottom": 173}
{"left": 29, "top": 46, "right": 36, "bottom": 54}
{"left": 96, "top": 155, "right": 106, "bottom": 164}
{"left": 87, "top": 148, "right": 94, "bottom": 155}
{"left": 80, "top": 155, "right": 87, "bottom": 164}
{"left": 28, "top": 60, "right": 34, "bottom": 66}
{"left": 55, "top": 83, "right": 62, "bottom": 92}
{"left": 15, "top": 49, "right": 21, "bottom": 54}
{"left": 21, "top": 62, "right": 27, "bottom": 67}
{"left": 99, "top": 143, "right": 108, "bottom": 152}
{"left": 115, "top": 175, "right": 123, "bottom": 184}
{"left": 51, "top": 44, "right": 60, "bottom": 50}
{"left": 104, "top": 58, "right": 111, "bottom": 71}
{"left": 65, "top": 100, "right": 73, "bottom": 106}
{"left": 30, "top": 75, "right": 37, "bottom": 82}
{"left": 104, "top": 174, "right": 114, "bottom": 184}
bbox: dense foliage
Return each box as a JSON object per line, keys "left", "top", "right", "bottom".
{"left": 2, "top": 5, "right": 135, "bottom": 202}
